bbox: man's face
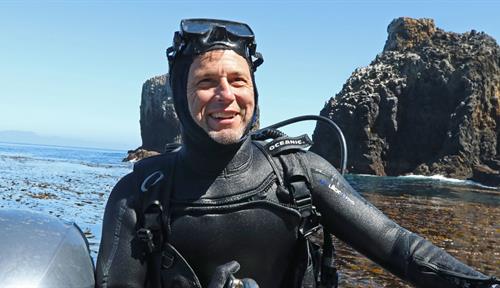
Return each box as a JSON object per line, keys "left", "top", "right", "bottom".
{"left": 187, "top": 49, "right": 255, "bottom": 144}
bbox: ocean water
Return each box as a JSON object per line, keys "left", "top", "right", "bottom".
{"left": 0, "top": 142, "right": 133, "bottom": 260}
{"left": 0, "top": 142, "right": 498, "bottom": 287}
{"left": 340, "top": 174, "right": 499, "bottom": 287}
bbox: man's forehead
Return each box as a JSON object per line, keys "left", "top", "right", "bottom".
{"left": 191, "top": 50, "right": 250, "bottom": 72}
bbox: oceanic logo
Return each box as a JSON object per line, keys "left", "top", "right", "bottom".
{"left": 264, "top": 134, "right": 313, "bottom": 155}
{"left": 268, "top": 138, "right": 306, "bottom": 151}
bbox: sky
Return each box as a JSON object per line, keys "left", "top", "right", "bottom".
{"left": 0, "top": 0, "right": 498, "bottom": 150}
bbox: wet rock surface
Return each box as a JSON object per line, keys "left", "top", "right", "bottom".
{"left": 123, "top": 147, "right": 160, "bottom": 162}
{"left": 312, "top": 17, "right": 500, "bottom": 186}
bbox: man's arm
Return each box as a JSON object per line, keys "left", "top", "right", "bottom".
{"left": 96, "top": 173, "right": 148, "bottom": 288}
{"left": 304, "top": 151, "right": 497, "bottom": 288}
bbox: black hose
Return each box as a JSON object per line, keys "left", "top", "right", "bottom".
{"left": 256, "top": 115, "right": 348, "bottom": 175}
{"left": 252, "top": 128, "right": 288, "bottom": 140}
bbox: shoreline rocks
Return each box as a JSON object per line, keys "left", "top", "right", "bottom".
{"left": 122, "top": 147, "right": 160, "bottom": 162}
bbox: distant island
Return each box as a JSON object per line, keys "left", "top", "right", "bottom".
{"left": 0, "top": 130, "right": 130, "bottom": 151}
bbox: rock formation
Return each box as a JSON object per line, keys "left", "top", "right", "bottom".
{"left": 311, "top": 17, "right": 500, "bottom": 186}
{"left": 124, "top": 74, "right": 180, "bottom": 161}
{"left": 139, "top": 74, "right": 181, "bottom": 152}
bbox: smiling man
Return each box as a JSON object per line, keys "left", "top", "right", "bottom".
{"left": 96, "top": 19, "right": 499, "bottom": 288}
{"left": 186, "top": 49, "right": 255, "bottom": 144}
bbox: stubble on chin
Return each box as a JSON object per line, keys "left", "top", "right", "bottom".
{"left": 207, "top": 126, "right": 246, "bottom": 144}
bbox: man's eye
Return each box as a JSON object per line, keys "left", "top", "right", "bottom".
{"left": 232, "top": 78, "right": 248, "bottom": 86}
{"left": 197, "top": 79, "right": 216, "bottom": 86}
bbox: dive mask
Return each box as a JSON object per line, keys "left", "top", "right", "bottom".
{"left": 167, "top": 18, "right": 264, "bottom": 71}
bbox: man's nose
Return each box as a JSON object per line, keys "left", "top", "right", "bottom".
{"left": 216, "top": 78, "right": 235, "bottom": 101}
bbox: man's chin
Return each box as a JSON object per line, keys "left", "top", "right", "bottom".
{"left": 207, "top": 129, "right": 244, "bottom": 145}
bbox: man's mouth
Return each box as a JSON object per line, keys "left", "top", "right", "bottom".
{"left": 210, "top": 112, "right": 239, "bottom": 119}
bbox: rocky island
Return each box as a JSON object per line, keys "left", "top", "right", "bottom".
{"left": 124, "top": 75, "right": 180, "bottom": 161}
{"left": 311, "top": 17, "right": 499, "bottom": 187}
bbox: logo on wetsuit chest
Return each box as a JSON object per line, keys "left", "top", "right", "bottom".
{"left": 265, "top": 134, "right": 313, "bottom": 155}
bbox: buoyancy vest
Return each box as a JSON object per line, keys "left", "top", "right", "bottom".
{"left": 134, "top": 137, "right": 337, "bottom": 288}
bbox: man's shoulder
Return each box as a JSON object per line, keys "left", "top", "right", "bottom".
{"left": 107, "top": 152, "right": 178, "bottom": 206}
{"left": 250, "top": 136, "right": 337, "bottom": 174}
{"left": 301, "top": 150, "right": 337, "bottom": 173}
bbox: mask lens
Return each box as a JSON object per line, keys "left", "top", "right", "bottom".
{"left": 181, "top": 20, "right": 211, "bottom": 34}
{"left": 182, "top": 19, "right": 253, "bottom": 38}
{"left": 225, "top": 23, "right": 253, "bottom": 37}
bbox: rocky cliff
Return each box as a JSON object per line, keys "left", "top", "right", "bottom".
{"left": 311, "top": 17, "right": 500, "bottom": 186}
{"left": 139, "top": 74, "right": 181, "bottom": 152}
{"left": 125, "top": 74, "right": 180, "bottom": 161}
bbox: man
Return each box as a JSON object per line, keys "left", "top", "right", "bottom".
{"left": 96, "top": 19, "right": 498, "bottom": 288}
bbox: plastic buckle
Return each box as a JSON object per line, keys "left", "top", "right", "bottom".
{"left": 161, "top": 250, "right": 175, "bottom": 269}
{"left": 295, "top": 196, "right": 313, "bottom": 213}
{"left": 137, "top": 228, "right": 154, "bottom": 253}
{"left": 290, "top": 181, "right": 313, "bottom": 215}
{"left": 301, "top": 211, "right": 321, "bottom": 238}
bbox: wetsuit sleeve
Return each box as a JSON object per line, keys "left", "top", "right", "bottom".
{"left": 304, "top": 152, "right": 497, "bottom": 288}
{"left": 96, "top": 173, "right": 147, "bottom": 288}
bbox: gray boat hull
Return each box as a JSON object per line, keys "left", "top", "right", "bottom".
{"left": 0, "top": 209, "right": 95, "bottom": 288}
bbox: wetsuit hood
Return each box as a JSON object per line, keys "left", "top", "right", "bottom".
{"left": 169, "top": 53, "right": 259, "bottom": 161}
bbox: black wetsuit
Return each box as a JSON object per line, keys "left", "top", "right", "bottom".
{"left": 95, "top": 136, "right": 494, "bottom": 288}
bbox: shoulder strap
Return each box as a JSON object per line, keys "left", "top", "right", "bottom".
{"left": 134, "top": 153, "right": 177, "bottom": 287}
{"left": 134, "top": 153, "right": 175, "bottom": 252}
{"left": 277, "top": 152, "right": 321, "bottom": 237}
